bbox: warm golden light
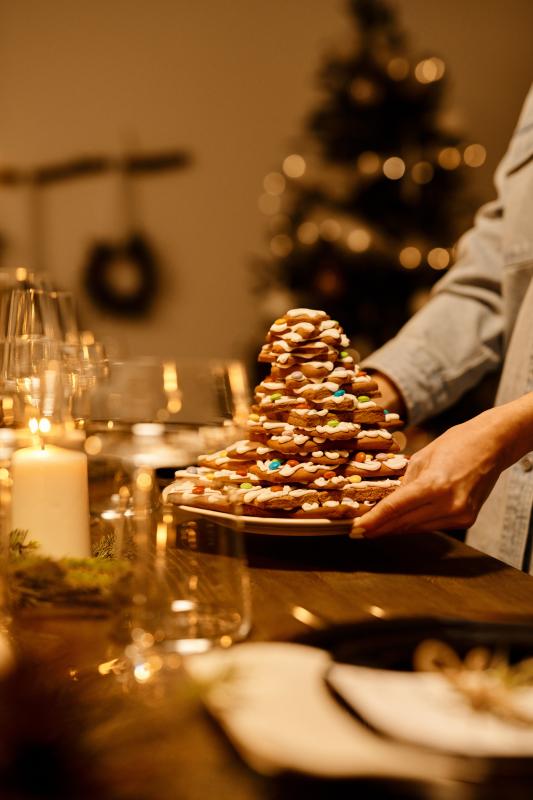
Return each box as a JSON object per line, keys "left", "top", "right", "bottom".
{"left": 15, "top": 267, "right": 28, "bottom": 282}
{"left": 463, "top": 143, "right": 487, "bottom": 168}
{"left": 347, "top": 228, "right": 371, "bottom": 252}
{"left": 319, "top": 218, "right": 341, "bottom": 241}
{"left": 438, "top": 147, "right": 461, "bottom": 170}
{"left": 383, "top": 157, "right": 405, "bottom": 180}
{"left": 80, "top": 330, "right": 95, "bottom": 345}
{"left": 297, "top": 221, "right": 319, "bottom": 245}
{"left": 387, "top": 57, "right": 409, "bottom": 81}
{"left": 357, "top": 151, "right": 381, "bottom": 175}
{"left": 0, "top": 467, "right": 9, "bottom": 482}
{"left": 270, "top": 233, "right": 293, "bottom": 257}
{"left": 411, "top": 161, "right": 434, "bottom": 184}
{"left": 107, "top": 420, "right": 114, "bottom": 429}
{"left": 415, "top": 57, "right": 445, "bottom": 83}
{"left": 282, "top": 154, "right": 306, "bottom": 178}
{"left": 167, "top": 397, "right": 182, "bottom": 414}
{"left": 428, "top": 247, "right": 450, "bottom": 270}
{"left": 258, "top": 193, "right": 281, "bottom": 215}
{"left": 399, "top": 246, "right": 422, "bottom": 269}
{"left": 28, "top": 418, "right": 39, "bottom": 434}
{"left": 156, "top": 522, "right": 168, "bottom": 551}
{"left": 136, "top": 470, "right": 153, "bottom": 491}
{"left": 263, "top": 171, "right": 286, "bottom": 195}
{"left": 84, "top": 435, "right": 102, "bottom": 456}
{"left": 163, "top": 361, "right": 178, "bottom": 393}
{"left": 38, "top": 418, "right": 52, "bottom": 434}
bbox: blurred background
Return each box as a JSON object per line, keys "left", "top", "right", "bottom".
{"left": 0, "top": 0, "right": 531, "bottom": 367}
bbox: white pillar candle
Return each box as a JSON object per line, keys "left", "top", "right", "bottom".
{"left": 11, "top": 444, "right": 91, "bottom": 559}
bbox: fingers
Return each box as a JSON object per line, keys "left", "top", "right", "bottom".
{"left": 350, "top": 481, "right": 430, "bottom": 537}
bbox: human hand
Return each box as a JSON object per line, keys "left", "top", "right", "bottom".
{"left": 351, "top": 405, "right": 524, "bottom": 538}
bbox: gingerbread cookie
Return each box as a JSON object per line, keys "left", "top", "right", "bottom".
{"left": 250, "top": 458, "right": 337, "bottom": 484}
{"left": 345, "top": 453, "right": 408, "bottom": 477}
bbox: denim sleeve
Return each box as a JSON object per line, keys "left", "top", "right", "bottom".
{"left": 363, "top": 196, "right": 504, "bottom": 425}
{"left": 364, "top": 86, "right": 533, "bottom": 426}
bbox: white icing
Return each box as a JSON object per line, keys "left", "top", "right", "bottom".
{"left": 302, "top": 502, "right": 319, "bottom": 511}
{"left": 385, "top": 412, "right": 400, "bottom": 421}
{"left": 261, "top": 381, "right": 285, "bottom": 391}
{"left": 293, "top": 408, "right": 328, "bottom": 417}
{"left": 350, "top": 460, "right": 381, "bottom": 472}
{"left": 312, "top": 476, "right": 346, "bottom": 487}
{"left": 286, "top": 308, "right": 325, "bottom": 320}
{"left": 357, "top": 429, "right": 392, "bottom": 440}
{"left": 316, "top": 422, "right": 359, "bottom": 434}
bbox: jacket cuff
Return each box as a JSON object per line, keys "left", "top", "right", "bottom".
{"left": 362, "top": 337, "right": 452, "bottom": 426}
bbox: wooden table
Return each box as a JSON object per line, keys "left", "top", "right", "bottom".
{"left": 9, "top": 531, "right": 533, "bottom": 800}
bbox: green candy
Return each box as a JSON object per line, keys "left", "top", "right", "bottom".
{"left": 327, "top": 419, "right": 340, "bottom": 427}
{"left": 270, "top": 392, "right": 282, "bottom": 401}
{"left": 357, "top": 395, "right": 370, "bottom": 403}
{"left": 340, "top": 351, "right": 349, "bottom": 357}
{"left": 240, "top": 482, "right": 253, "bottom": 489}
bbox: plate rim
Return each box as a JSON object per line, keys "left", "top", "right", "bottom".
{"left": 177, "top": 504, "right": 353, "bottom": 536}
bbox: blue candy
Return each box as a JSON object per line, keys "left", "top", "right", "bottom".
{"left": 269, "top": 460, "right": 282, "bottom": 470}
{"left": 333, "top": 389, "right": 345, "bottom": 397}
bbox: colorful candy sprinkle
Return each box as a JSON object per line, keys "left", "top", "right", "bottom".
{"left": 324, "top": 471, "right": 336, "bottom": 479}
{"left": 192, "top": 486, "right": 205, "bottom": 494}
{"left": 333, "top": 389, "right": 345, "bottom": 397}
{"left": 356, "top": 370, "right": 367, "bottom": 377}
{"left": 240, "top": 482, "right": 253, "bottom": 489}
{"left": 236, "top": 470, "right": 248, "bottom": 477}
{"left": 270, "top": 392, "right": 282, "bottom": 401}
{"left": 270, "top": 485, "right": 283, "bottom": 492}
{"left": 340, "top": 351, "right": 349, "bottom": 357}
{"left": 269, "top": 460, "right": 282, "bottom": 470}
{"left": 327, "top": 420, "right": 340, "bottom": 427}
{"left": 357, "top": 395, "right": 370, "bottom": 403}
{"left": 249, "top": 413, "right": 260, "bottom": 422}
{"left": 384, "top": 409, "right": 389, "bottom": 414}
{"left": 349, "top": 475, "right": 362, "bottom": 483}
{"left": 287, "top": 460, "right": 299, "bottom": 467}
{"left": 355, "top": 452, "right": 366, "bottom": 463}
{"left": 275, "top": 318, "right": 285, "bottom": 325}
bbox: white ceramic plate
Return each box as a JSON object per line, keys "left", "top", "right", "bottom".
{"left": 177, "top": 505, "right": 353, "bottom": 536}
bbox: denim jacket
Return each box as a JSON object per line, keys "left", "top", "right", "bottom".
{"left": 365, "top": 84, "right": 533, "bottom": 571}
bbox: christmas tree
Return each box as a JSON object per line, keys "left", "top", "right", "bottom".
{"left": 255, "top": 0, "right": 486, "bottom": 360}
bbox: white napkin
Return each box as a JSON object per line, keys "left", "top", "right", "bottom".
{"left": 184, "top": 642, "right": 483, "bottom": 781}
{"left": 328, "top": 663, "right": 533, "bottom": 758}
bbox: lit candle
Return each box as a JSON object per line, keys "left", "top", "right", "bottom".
{"left": 11, "top": 444, "right": 91, "bottom": 558}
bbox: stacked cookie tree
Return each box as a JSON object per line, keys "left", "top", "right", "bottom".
{"left": 165, "top": 308, "right": 408, "bottom": 518}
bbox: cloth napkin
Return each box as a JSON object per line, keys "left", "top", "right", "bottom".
{"left": 328, "top": 662, "right": 533, "bottom": 758}
{"left": 184, "top": 642, "right": 483, "bottom": 781}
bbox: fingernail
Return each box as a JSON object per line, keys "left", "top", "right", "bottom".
{"left": 350, "top": 526, "right": 366, "bottom": 539}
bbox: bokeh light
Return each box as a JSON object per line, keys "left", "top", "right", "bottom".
{"left": 414, "top": 57, "right": 445, "bottom": 83}
{"left": 282, "top": 154, "right": 306, "bottom": 178}
{"left": 411, "top": 161, "right": 434, "bottom": 184}
{"left": 357, "top": 151, "right": 381, "bottom": 175}
{"left": 463, "top": 143, "right": 487, "bottom": 168}
{"left": 263, "top": 171, "right": 286, "bottom": 195}
{"left": 387, "top": 57, "right": 409, "bottom": 81}
{"left": 428, "top": 247, "right": 450, "bottom": 269}
{"left": 399, "top": 246, "right": 422, "bottom": 269}
{"left": 383, "top": 157, "right": 405, "bottom": 180}
{"left": 347, "top": 228, "right": 371, "bottom": 252}
{"left": 270, "top": 233, "right": 293, "bottom": 257}
{"left": 438, "top": 147, "right": 461, "bottom": 170}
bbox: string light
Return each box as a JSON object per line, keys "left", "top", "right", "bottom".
{"left": 263, "top": 172, "right": 286, "bottom": 195}
{"left": 282, "top": 154, "right": 306, "bottom": 178}
{"left": 387, "top": 57, "right": 409, "bottom": 80}
{"left": 357, "top": 151, "right": 381, "bottom": 175}
{"left": 319, "top": 218, "right": 341, "bottom": 241}
{"left": 383, "top": 157, "right": 405, "bottom": 180}
{"left": 270, "top": 234, "right": 293, "bottom": 257}
{"left": 347, "top": 228, "right": 371, "bottom": 252}
{"left": 258, "top": 193, "right": 281, "bottom": 214}
{"left": 411, "top": 161, "right": 434, "bottom": 184}
{"left": 297, "top": 221, "right": 319, "bottom": 244}
{"left": 414, "top": 57, "right": 445, "bottom": 83}
{"left": 463, "top": 144, "right": 486, "bottom": 167}
{"left": 399, "top": 246, "right": 422, "bottom": 269}
{"left": 438, "top": 147, "right": 461, "bottom": 170}
{"left": 428, "top": 248, "right": 450, "bottom": 270}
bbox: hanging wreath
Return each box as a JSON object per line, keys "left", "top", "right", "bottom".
{"left": 83, "top": 232, "right": 159, "bottom": 317}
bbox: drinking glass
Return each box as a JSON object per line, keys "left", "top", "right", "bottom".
{"left": 105, "top": 470, "right": 251, "bottom": 663}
